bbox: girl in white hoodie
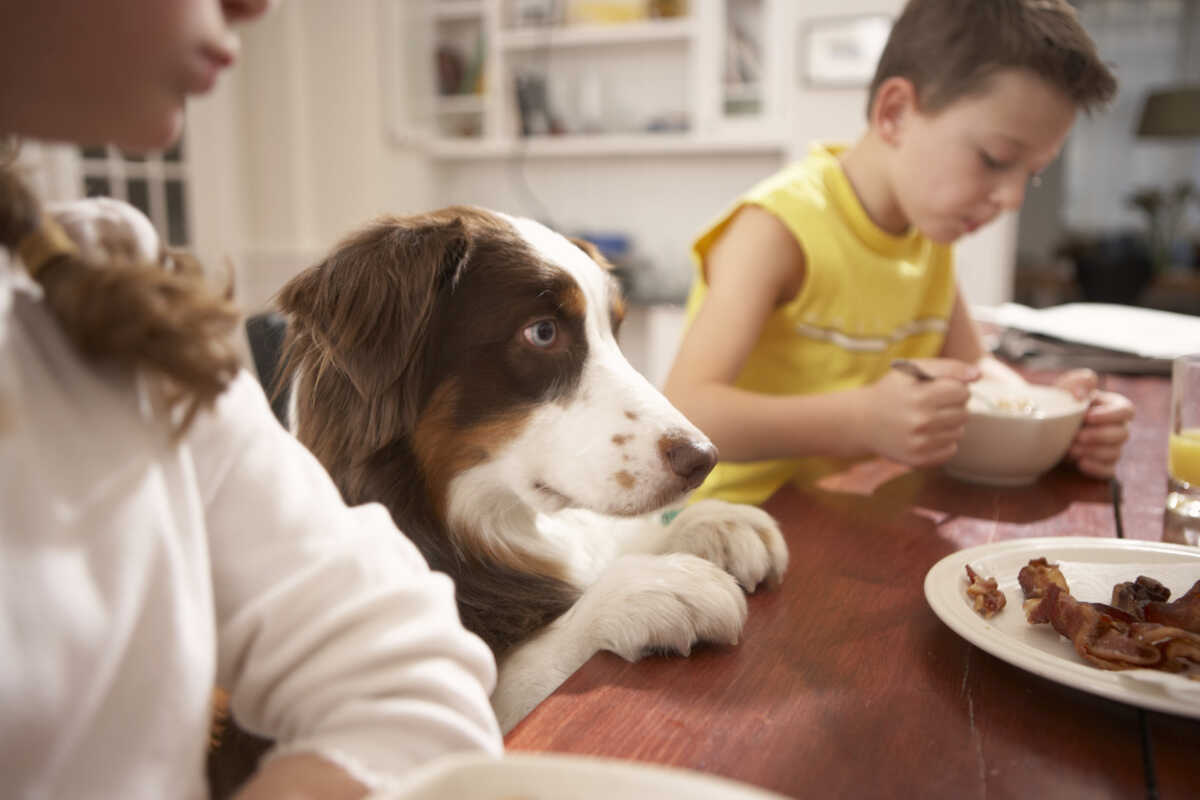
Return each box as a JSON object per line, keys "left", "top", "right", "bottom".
{"left": 0, "top": 2, "right": 503, "bottom": 798}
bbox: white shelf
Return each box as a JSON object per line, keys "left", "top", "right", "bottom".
{"left": 429, "top": 0, "right": 483, "bottom": 21}
{"left": 402, "top": 1, "right": 783, "bottom": 163}
{"left": 429, "top": 131, "right": 786, "bottom": 160}
{"left": 435, "top": 94, "right": 486, "bottom": 114}
{"left": 499, "top": 18, "right": 696, "bottom": 51}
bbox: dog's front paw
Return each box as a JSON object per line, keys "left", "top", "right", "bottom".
{"left": 664, "top": 499, "right": 788, "bottom": 591}
{"left": 576, "top": 553, "right": 748, "bottom": 661}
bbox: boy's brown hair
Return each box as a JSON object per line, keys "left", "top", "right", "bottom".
{"left": 867, "top": 0, "right": 1117, "bottom": 117}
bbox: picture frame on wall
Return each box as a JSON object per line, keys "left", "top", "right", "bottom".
{"left": 800, "top": 14, "right": 892, "bottom": 88}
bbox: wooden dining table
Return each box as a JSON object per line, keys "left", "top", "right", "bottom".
{"left": 504, "top": 371, "right": 1200, "bottom": 799}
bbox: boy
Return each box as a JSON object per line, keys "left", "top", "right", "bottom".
{"left": 663, "top": 0, "right": 1134, "bottom": 506}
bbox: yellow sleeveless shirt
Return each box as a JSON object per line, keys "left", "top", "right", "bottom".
{"left": 684, "top": 143, "right": 957, "bottom": 506}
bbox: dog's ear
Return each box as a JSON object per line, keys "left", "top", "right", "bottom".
{"left": 568, "top": 236, "right": 614, "bottom": 270}
{"left": 277, "top": 215, "right": 471, "bottom": 413}
{"left": 569, "top": 236, "right": 627, "bottom": 327}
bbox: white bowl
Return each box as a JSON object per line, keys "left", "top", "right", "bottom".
{"left": 942, "top": 381, "right": 1089, "bottom": 487}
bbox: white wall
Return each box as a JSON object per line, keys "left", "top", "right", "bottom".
{"left": 430, "top": 152, "right": 784, "bottom": 283}
{"left": 221, "top": 0, "right": 436, "bottom": 312}
{"left": 217, "top": 0, "right": 1018, "bottom": 330}
{"left": 187, "top": 69, "right": 247, "bottom": 285}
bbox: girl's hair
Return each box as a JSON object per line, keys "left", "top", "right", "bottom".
{"left": 868, "top": 0, "right": 1118, "bottom": 118}
{"left": 0, "top": 150, "right": 242, "bottom": 434}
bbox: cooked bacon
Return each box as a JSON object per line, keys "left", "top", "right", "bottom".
{"left": 1143, "top": 580, "right": 1200, "bottom": 635}
{"left": 1160, "top": 637, "right": 1200, "bottom": 679}
{"left": 965, "top": 565, "right": 1006, "bottom": 618}
{"left": 1018, "top": 557, "right": 1069, "bottom": 597}
{"left": 1020, "top": 561, "right": 1200, "bottom": 679}
{"left": 1111, "top": 575, "right": 1171, "bottom": 617}
{"left": 1033, "top": 585, "right": 1162, "bottom": 670}
{"left": 1018, "top": 558, "right": 1070, "bottom": 621}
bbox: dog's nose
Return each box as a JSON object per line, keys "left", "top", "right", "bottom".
{"left": 659, "top": 433, "right": 718, "bottom": 491}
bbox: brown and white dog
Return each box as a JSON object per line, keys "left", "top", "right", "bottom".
{"left": 276, "top": 206, "right": 788, "bottom": 731}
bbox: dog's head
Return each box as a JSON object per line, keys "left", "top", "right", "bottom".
{"left": 278, "top": 206, "right": 716, "bottom": 522}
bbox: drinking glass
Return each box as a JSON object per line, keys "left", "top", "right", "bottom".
{"left": 1164, "top": 353, "right": 1200, "bottom": 545}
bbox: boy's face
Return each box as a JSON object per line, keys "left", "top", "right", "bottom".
{"left": 890, "top": 69, "right": 1077, "bottom": 244}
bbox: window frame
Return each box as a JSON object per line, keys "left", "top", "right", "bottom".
{"left": 78, "top": 140, "right": 194, "bottom": 248}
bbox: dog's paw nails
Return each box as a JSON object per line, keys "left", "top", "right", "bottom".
{"left": 581, "top": 553, "right": 747, "bottom": 662}
{"left": 664, "top": 499, "right": 789, "bottom": 592}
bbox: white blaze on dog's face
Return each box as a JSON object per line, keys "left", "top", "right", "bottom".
{"left": 429, "top": 212, "right": 717, "bottom": 523}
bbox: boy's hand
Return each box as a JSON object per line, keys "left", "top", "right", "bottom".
{"left": 861, "top": 358, "right": 977, "bottom": 467}
{"left": 1055, "top": 369, "right": 1134, "bottom": 478}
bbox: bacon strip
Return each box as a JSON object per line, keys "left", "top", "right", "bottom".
{"left": 1033, "top": 584, "right": 1162, "bottom": 670}
{"left": 1143, "top": 580, "right": 1200, "bottom": 635}
{"left": 1018, "top": 557, "right": 1070, "bottom": 621}
{"left": 1020, "top": 560, "right": 1200, "bottom": 679}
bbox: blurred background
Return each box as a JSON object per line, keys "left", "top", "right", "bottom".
{"left": 16, "top": 0, "right": 1200, "bottom": 385}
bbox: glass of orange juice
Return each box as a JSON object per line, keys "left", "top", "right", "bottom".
{"left": 1165, "top": 353, "right": 1200, "bottom": 545}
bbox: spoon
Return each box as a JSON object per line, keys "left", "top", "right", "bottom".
{"left": 889, "top": 359, "right": 999, "bottom": 410}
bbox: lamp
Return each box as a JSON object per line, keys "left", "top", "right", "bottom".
{"left": 1136, "top": 85, "right": 1200, "bottom": 139}
{"left": 1129, "top": 85, "right": 1200, "bottom": 274}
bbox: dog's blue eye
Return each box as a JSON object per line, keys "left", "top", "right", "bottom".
{"left": 523, "top": 320, "right": 557, "bottom": 347}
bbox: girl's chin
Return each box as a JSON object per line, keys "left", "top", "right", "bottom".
{"left": 116, "top": 108, "right": 185, "bottom": 154}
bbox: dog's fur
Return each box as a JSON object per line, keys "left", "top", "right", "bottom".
{"left": 275, "top": 206, "right": 788, "bottom": 731}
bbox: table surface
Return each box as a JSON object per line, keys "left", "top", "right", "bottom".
{"left": 504, "top": 372, "right": 1200, "bottom": 799}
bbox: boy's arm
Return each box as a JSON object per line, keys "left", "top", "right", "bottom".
{"left": 663, "top": 206, "right": 855, "bottom": 462}
{"left": 663, "top": 207, "right": 971, "bottom": 467}
{"left": 939, "top": 287, "right": 1026, "bottom": 384}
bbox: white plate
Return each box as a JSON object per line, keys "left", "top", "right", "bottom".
{"left": 369, "top": 752, "right": 790, "bottom": 800}
{"left": 924, "top": 537, "right": 1200, "bottom": 718}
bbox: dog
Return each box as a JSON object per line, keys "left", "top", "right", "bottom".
{"left": 275, "top": 206, "right": 789, "bottom": 731}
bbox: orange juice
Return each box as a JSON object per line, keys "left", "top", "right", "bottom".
{"left": 1167, "top": 428, "right": 1200, "bottom": 485}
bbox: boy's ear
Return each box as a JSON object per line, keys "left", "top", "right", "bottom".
{"left": 871, "top": 76, "right": 917, "bottom": 145}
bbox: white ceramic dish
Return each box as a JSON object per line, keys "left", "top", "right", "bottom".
{"left": 924, "top": 537, "right": 1200, "bottom": 718}
{"left": 942, "top": 381, "right": 1088, "bottom": 486}
{"left": 368, "top": 752, "right": 790, "bottom": 800}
